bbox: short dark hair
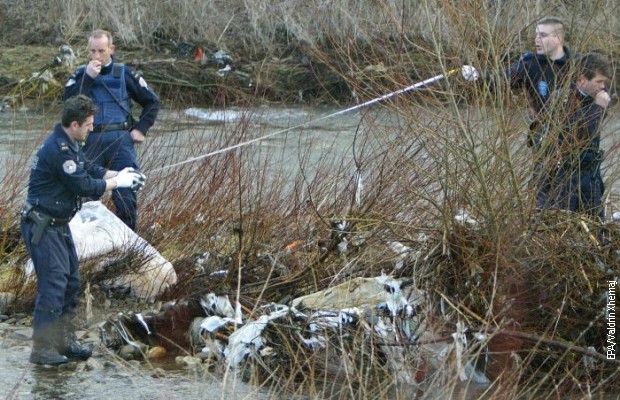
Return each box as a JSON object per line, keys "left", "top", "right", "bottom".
{"left": 575, "top": 52, "right": 612, "bottom": 80}
{"left": 62, "top": 95, "right": 97, "bottom": 127}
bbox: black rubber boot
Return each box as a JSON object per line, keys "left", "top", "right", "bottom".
{"left": 58, "top": 331, "right": 92, "bottom": 360}
{"left": 30, "top": 343, "right": 68, "bottom": 365}
{"left": 57, "top": 316, "right": 92, "bottom": 361}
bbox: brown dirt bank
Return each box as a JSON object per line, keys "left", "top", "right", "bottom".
{"left": 0, "top": 42, "right": 444, "bottom": 111}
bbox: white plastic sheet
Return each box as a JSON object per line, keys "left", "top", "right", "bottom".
{"left": 24, "top": 201, "right": 177, "bottom": 301}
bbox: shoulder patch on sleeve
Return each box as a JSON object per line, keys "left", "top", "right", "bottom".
{"left": 63, "top": 160, "right": 77, "bottom": 174}
{"left": 65, "top": 67, "right": 83, "bottom": 87}
{"left": 130, "top": 68, "right": 144, "bottom": 79}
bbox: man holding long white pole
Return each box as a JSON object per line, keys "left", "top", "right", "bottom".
{"left": 462, "top": 17, "right": 573, "bottom": 208}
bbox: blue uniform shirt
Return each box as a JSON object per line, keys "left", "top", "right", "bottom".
{"left": 506, "top": 47, "right": 572, "bottom": 116}
{"left": 64, "top": 59, "right": 160, "bottom": 135}
{"left": 26, "top": 124, "right": 108, "bottom": 219}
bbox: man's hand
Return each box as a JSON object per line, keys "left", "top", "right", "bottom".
{"left": 118, "top": 167, "right": 136, "bottom": 175}
{"left": 594, "top": 91, "right": 611, "bottom": 108}
{"left": 132, "top": 171, "right": 146, "bottom": 191}
{"left": 85, "top": 60, "right": 102, "bottom": 79}
{"left": 130, "top": 129, "right": 146, "bottom": 144}
{"left": 115, "top": 170, "right": 143, "bottom": 190}
{"left": 115, "top": 168, "right": 146, "bottom": 191}
{"left": 461, "top": 65, "right": 480, "bottom": 82}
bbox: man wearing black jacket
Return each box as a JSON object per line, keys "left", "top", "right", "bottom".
{"left": 463, "top": 17, "right": 572, "bottom": 122}
{"left": 508, "top": 17, "right": 572, "bottom": 122}
{"left": 550, "top": 52, "right": 612, "bottom": 219}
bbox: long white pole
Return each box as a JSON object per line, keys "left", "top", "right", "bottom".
{"left": 148, "top": 68, "right": 460, "bottom": 174}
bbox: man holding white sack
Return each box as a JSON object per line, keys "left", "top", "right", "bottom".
{"left": 20, "top": 95, "right": 145, "bottom": 365}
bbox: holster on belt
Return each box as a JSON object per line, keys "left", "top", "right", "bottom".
{"left": 22, "top": 203, "right": 53, "bottom": 245}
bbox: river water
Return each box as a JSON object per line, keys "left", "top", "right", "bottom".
{"left": 1, "top": 103, "right": 619, "bottom": 399}
{"left": 0, "top": 104, "right": 371, "bottom": 195}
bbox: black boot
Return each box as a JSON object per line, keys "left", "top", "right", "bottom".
{"left": 58, "top": 331, "right": 92, "bottom": 360}
{"left": 57, "top": 316, "right": 92, "bottom": 361}
{"left": 31, "top": 313, "right": 68, "bottom": 365}
{"left": 30, "top": 342, "right": 68, "bottom": 365}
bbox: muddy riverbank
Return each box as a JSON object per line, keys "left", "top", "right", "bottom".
{"left": 0, "top": 326, "right": 274, "bottom": 400}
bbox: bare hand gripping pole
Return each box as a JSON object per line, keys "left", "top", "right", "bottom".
{"left": 147, "top": 68, "right": 461, "bottom": 174}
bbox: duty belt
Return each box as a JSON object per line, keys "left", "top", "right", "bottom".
{"left": 21, "top": 202, "right": 71, "bottom": 245}
{"left": 22, "top": 203, "right": 71, "bottom": 225}
{"left": 92, "top": 121, "right": 130, "bottom": 133}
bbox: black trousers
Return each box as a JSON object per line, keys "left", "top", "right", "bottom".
{"left": 20, "top": 218, "right": 80, "bottom": 343}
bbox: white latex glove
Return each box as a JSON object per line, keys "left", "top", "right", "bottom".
{"left": 132, "top": 172, "right": 147, "bottom": 191}
{"left": 115, "top": 170, "right": 141, "bottom": 189}
{"left": 461, "top": 65, "right": 479, "bottom": 82}
{"left": 118, "top": 167, "right": 136, "bottom": 175}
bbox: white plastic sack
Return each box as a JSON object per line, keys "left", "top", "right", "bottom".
{"left": 25, "top": 201, "right": 177, "bottom": 301}
{"left": 291, "top": 275, "right": 422, "bottom": 314}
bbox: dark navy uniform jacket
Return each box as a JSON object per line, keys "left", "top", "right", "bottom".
{"left": 505, "top": 46, "right": 572, "bottom": 117}
{"left": 26, "top": 124, "right": 108, "bottom": 219}
{"left": 63, "top": 59, "right": 159, "bottom": 135}
{"left": 550, "top": 85, "right": 608, "bottom": 217}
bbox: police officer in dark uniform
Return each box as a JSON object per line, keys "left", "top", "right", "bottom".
{"left": 549, "top": 52, "right": 612, "bottom": 219}
{"left": 459, "top": 17, "right": 573, "bottom": 377}
{"left": 64, "top": 29, "right": 160, "bottom": 231}
{"left": 462, "top": 17, "right": 572, "bottom": 208}
{"left": 21, "top": 95, "right": 145, "bottom": 365}
{"left": 508, "top": 18, "right": 571, "bottom": 138}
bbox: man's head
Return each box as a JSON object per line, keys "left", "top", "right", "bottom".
{"left": 535, "top": 17, "right": 566, "bottom": 60}
{"left": 575, "top": 52, "right": 612, "bottom": 99}
{"left": 62, "top": 95, "right": 97, "bottom": 142}
{"left": 88, "top": 29, "right": 115, "bottom": 65}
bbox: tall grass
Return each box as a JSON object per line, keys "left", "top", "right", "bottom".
{"left": 1, "top": 0, "right": 618, "bottom": 56}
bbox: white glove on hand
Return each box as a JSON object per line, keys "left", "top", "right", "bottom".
{"left": 132, "top": 171, "right": 147, "bottom": 191}
{"left": 118, "top": 167, "right": 136, "bottom": 174}
{"left": 115, "top": 170, "right": 142, "bottom": 189}
{"left": 461, "top": 65, "right": 479, "bottom": 82}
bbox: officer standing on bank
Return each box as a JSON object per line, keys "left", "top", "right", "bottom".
{"left": 21, "top": 95, "right": 145, "bottom": 365}
{"left": 64, "top": 29, "right": 160, "bottom": 231}
{"left": 462, "top": 17, "right": 572, "bottom": 130}
{"left": 461, "top": 17, "right": 572, "bottom": 208}
{"left": 549, "top": 52, "right": 613, "bottom": 219}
